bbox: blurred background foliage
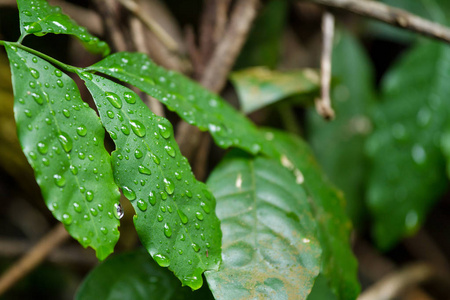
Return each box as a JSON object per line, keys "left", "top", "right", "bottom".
{"left": 1, "top": 0, "right": 450, "bottom": 299}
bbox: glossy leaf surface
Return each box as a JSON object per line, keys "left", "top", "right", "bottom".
{"left": 263, "top": 129, "right": 360, "bottom": 300}
{"left": 86, "top": 52, "right": 276, "bottom": 156}
{"left": 231, "top": 67, "right": 319, "bottom": 114}
{"left": 307, "top": 30, "right": 376, "bottom": 228}
{"left": 205, "top": 153, "right": 321, "bottom": 300}
{"left": 366, "top": 41, "right": 450, "bottom": 250}
{"left": 6, "top": 44, "right": 120, "bottom": 260}
{"left": 17, "top": 0, "right": 109, "bottom": 55}
{"left": 76, "top": 248, "right": 215, "bottom": 300}
{"left": 81, "top": 73, "right": 221, "bottom": 290}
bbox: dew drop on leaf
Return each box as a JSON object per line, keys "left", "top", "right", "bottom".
{"left": 53, "top": 174, "right": 66, "bottom": 187}
{"left": 107, "top": 110, "right": 114, "bottom": 119}
{"left": 76, "top": 125, "right": 87, "bottom": 137}
{"left": 138, "top": 165, "right": 151, "bottom": 175}
{"left": 58, "top": 132, "right": 73, "bottom": 152}
{"left": 31, "top": 92, "right": 43, "bottom": 105}
{"left": 164, "top": 223, "right": 172, "bottom": 238}
{"left": 114, "top": 203, "right": 124, "bottom": 219}
{"left": 134, "top": 149, "right": 143, "bottom": 159}
{"left": 177, "top": 209, "right": 188, "bottom": 224}
{"left": 62, "top": 213, "right": 73, "bottom": 225}
{"left": 196, "top": 211, "right": 204, "bottom": 221}
{"left": 200, "top": 202, "right": 211, "bottom": 214}
{"left": 122, "top": 186, "right": 137, "bottom": 200}
{"left": 137, "top": 199, "right": 148, "bottom": 211}
{"left": 164, "top": 145, "right": 176, "bottom": 157}
{"left": 123, "top": 91, "right": 136, "bottom": 104}
{"left": 149, "top": 192, "right": 156, "bottom": 206}
{"left": 191, "top": 243, "right": 200, "bottom": 252}
{"left": 158, "top": 124, "right": 171, "bottom": 139}
{"left": 29, "top": 68, "right": 40, "bottom": 79}
{"left": 105, "top": 91, "right": 122, "bottom": 109}
{"left": 154, "top": 253, "right": 170, "bottom": 267}
{"left": 130, "top": 119, "right": 146, "bottom": 137}
{"left": 86, "top": 190, "right": 94, "bottom": 201}
{"left": 62, "top": 109, "right": 70, "bottom": 118}
{"left": 164, "top": 178, "right": 175, "bottom": 195}
{"left": 73, "top": 202, "right": 82, "bottom": 213}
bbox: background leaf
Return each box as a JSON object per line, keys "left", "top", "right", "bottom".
{"left": 86, "top": 52, "right": 277, "bottom": 156}
{"left": 231, "top": 67, "right": 319, "bottom": 114}
{"left": 5, "top": 44, "right": 120, "bottom": 260}
{"left": 205, "top": 153, "right": 321, "bottom": 300}
{"left": 263, "top": 129, "right": 360, "bottom": 300}
{"left": 366, "top": 41, "right": 450, "bottom": 250}
{"left": 17, "top": 0, "right": 109, "bottom": 55}
{"left": 233, "top": 0, "right": 287, "bottom": 70}
{"left": 76, "top": 248, "right": 215, "bottom": 300}
{"left": 81, "top": 73, "right": 222, "bottom": 290}
{"left": 306, "top": 29, "right": 376, "bottom": 228}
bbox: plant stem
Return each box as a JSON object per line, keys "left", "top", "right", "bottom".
{"left": 0, "top": 40, "right": 81, "bottom": 74}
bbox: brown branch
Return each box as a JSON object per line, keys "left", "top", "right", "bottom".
{"left": 0, "top": 223, "right": 69, "bottom": 296}
{"left": 305, "top": 0, "right": 450, "bottom": 44}
{"left": 200, "top": 0, "right": 260, "bottom": 92}
{"left": 93, "top": 0, "right": 128, "bottom": 52}
{"left": 315, "top": 11, "right": 335, "bottom": 120}
{"left": 357, "top": 263, "right": 439, "bottom": 300}
{"left": 117, "top": 0, "right": 179, "bottom": 53}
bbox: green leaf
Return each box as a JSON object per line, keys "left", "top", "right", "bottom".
{"left": 366, "top": 41, "right": 450, "bottom": 250}
{"left": 231, "top": 67, "right": 320, "bottom": 114}
{"left": 76, "top": 248, "right": 215, "bottom": 300}
{"left": 205, "top": 153, "right": 321, "bottom": 299}
{"left": 262, "top": 129, "right": 360, "bottom": 300}
{"left": 5, "top": 43, "right": 120, "bottom": 260}
{"left": 234, "top": 0, "right": 288, "bottom": 69}
{"left": 80, "top": 73, "right": 222, "bottom": 290}
{"left": 306, "top": 29, "right": 376, "bottom": 228}
{"left": 86, "top": 52, "right": 276, "bottom": 156}
{"left": 17, "top": 0, "right": 109, "bottom": 56}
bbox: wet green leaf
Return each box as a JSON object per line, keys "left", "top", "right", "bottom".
{"left": 81, "top": 73, "right": 222, "bottom": 290}
{"left": 5, "top": 43, "right": 120, "bottom": 260}
{"left": 205, "top": 153, "right": 321, "bottom": 300}
{"left": 262, "top": 129, "right": 360, "bottom": 300}
{"left": 231, "top": 67, "right": 320, "bottom": 114}
{"left": 366, "top": 41, "right": 450, "bottom": 250}
{"left": 76, "top": 248, "right": 215, "bottom": 300}
{"left": 86, "top": 52, "right": 277, "bottom": 156}
{"left": 307, "top": 30, "right": 376, "bottom": 228}
{"left": 234, "top": 0, "right": 288, "bottom": 69}
{"left": 17, "top": 0, "right": 109, "bottom": 55}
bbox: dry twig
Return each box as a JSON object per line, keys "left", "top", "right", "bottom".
{"left": 306, "top": 0, "right": 450, "bottom": 44}
{"left": 315, "top": 11, "right": 335, "bottom": 120}
{"left": 0, "top": 224, "right": 70, "bottom": 296}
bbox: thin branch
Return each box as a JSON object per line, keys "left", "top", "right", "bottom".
{"left": 200, "top": 0, "right": 260, "bottom": 92}
{"left": 0, "top": 224, "right": 69, "bottom": 296}
{"left": 93, "top": 0, "right": 127, "bottom": 52}
{"left": 306, "top": 0, "right": 450, "bottom": 44}
{"left": 117, "top": 0, "right": 179, "bottom": 53}
{"left": 357, "top": 263, "right": 439, "bottom": 300}
{"left": 315, "top": 11, "right": 335, "bottom": 120}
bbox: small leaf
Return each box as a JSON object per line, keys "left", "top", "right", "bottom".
{"left": 17, "top": 0, "right": 109, "bottom": 55}
{"left": 80, "top": 73, "right": 222, "bottom": 290}
{"left": 86, "top": 52, "right": 275, "bottom": 156}
{"left": 205, "top": 153, "right": 321, "bottom": 300}
{"left": 231, "top": 67, "right": 319, "bottom": 114}
{"left": 76, "top": 248, "right": 215, "bottom": 300}
{"left": 262, "top": 129, "right": 360, "bottom": 300}
{"left": 5, "top": 43, "right": 120, "bottom": 260}
{"left": 366, "top": 41, "right": 450, "bottom": 250}
{"left": 306, "top": 29, "right": 376, "bottom": 228}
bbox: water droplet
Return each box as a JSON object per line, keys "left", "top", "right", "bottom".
{"left": 158, "top": 124, "right": 171, "bottom": 139}
{"left": 186, "top": 190, "right": 193, "bottom": 198}
{"left": 164, "top": 178, "right": 175, "bottom": 195}
{"left": 86, "top": 190, "right": 94, "bottom": 201}
{"left": 100, "top": 227, "right": 108, "bottom": 235}
{"left": 53, "top": 174, "right": 66, "bottom": 187}
{"left": 130, "top": 120, "right": 146, "bottom": 137}
{"left": 138, "top": 165, "right": 151, "bottom": 175}
{"left": 154, "top": 253, "right": 170, "bottom": 267}
{"left": 124, "top": 92, "right": 136, "bottom": 104}
{"left": 62, "top": 109, "right": 70, "bottom": 118}
{"left": 114, "top": 203, "right": 124, "bottom": 219}
{"left": 157, "top": 214, "right": 164, "bottom": 222}
{"left": 76, "top": 125, "right": 87, "bottom": 136}
{"left": 81, "top": 72, "right": 93, "bottom": 80}
{"left": 160, "top": 206, "right": 166, "bottom": 212}
{"left": 151, "top": 153, "right": 160, "bottom": 165}
{"left": 105, "top": 92, "right": 122, "bottom": 109}
{"left": 121, "top": 124, "right": 130, "bottom": 135}
{"left": 62, "top": 213, "right": 72, "bottom": 225}
{"left": 55, "top": 70, "right": 63, "bottom": 77}
{"left": 58, "top": 132, "right": 73, "bottom": 152}
{"left": 122, "top": 186, "right": 137, "bottom": 200}
{"left": 200, "top": 202, "right": 211, "bottom": 214}
{"left": 137, "top": 199, "right": 148, "bottom": 211}
{"left": 196, "top": 211, "right": 204, "bottom": 221}
{"left": 160, "top": 191, "right": 168, "bottom": 200}
{"left": 174, "top": 171, "right": 182, "bottom": 180}
{"left": 164, "top": 145, "right": 176, "bottom": 157}
{"left": 177, "top": 209, "right": 188, "bottom": 224}
{"left": 37, "top": 142, "right": 48, "bottom": 154}
{"left": 191, "top": 243, "right": 200, "bottom": 252}
{"left": 135, "top": 149, "right": 143, "bottom": 159}
{"left": 109, "top": 131, "right": 117, "bottom": 140}
{"left": 29, "top": 151, "right": 37, "bottom": 160}
{"left": 149, "top": 192, "right": 156, "bottom": 206}
{"left": 90, "top": 208, "right": 98, "bottom": 216}
{"left": 24, "top": 109, "right": 32, "bottom": 117}
{"left": 23, "top": 10, "right": 32, "bottom": 16}
{"left": 73, "top": 202, "right": 82, "bottom": 213}
{"left": 56, "top": 79, "right": 64, "bottom": 87}
{"left": 30, "top": 68, "right": 40, "bottom": 79}
{"left": 164, "top": 223, "right": 172, "bottom": 238}
{"left": 78, "top": 152, "right": 86, "bottom": 159}
{"left": 42, "top": 157, "right": 49, "bottom": 166}
{"left": 31, "top": 92, "right": 43, "bottom": 105}
{"left": 106, "top": 110, "right": 114, "bottom": 119}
